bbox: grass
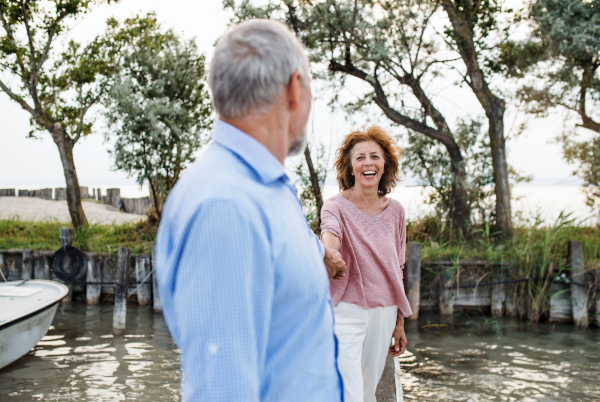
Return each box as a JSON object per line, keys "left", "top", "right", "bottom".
{"left": 0, "top": 219, "right": 157, "bottom": 255}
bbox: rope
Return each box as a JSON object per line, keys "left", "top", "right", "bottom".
{"left": 127, "top": 266, "right": 155, "bottom": 298}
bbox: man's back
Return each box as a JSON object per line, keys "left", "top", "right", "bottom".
{"left": 157, "top": 121, "right": 343, "bottom": 401}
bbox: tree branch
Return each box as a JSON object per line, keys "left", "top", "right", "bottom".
{"left": 329, "top": 60, "right": 455, "bottom": 146}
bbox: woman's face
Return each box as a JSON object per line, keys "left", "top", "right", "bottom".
{"left": 350, "top": 140, "right": 385, "bottom": 190}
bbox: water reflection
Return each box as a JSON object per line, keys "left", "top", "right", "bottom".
{"left": 1, "top": 305, "right": 599, "bottom": 401}
{"left": 399, "top": 314, "right": 600, "bottom": 401}
{"left": 0, "top": 303, "right": 180, "bottom": 401}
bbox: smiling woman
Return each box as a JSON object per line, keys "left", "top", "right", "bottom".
{"left": 321, "top": 126, "right": 411, "bottom": 402}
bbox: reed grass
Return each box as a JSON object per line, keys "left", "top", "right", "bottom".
{"left": 408, "top": 212, "right": 600, "bottom": 323}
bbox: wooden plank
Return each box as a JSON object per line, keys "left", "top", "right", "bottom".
{"left": 113, "top": 247, "right": 130, "bottom": 336}
{"left": 568, "top": 241, "right": 588, "bottom": 327}
{"left": 33, "top": 252, "right": 51, "bottom": 280}
{"left": 549, "top": 282, "right": 572, "bottom": 323}
{"left": 405, "top": 242, "right": 421, "bottom": 319}
{"left": 86, "top": 254, "right": 101, "bottom": 305}
{"left": 135, "top": 255, "right": 152, "bottom": 306}
{"left": 152, "top": 244, "right": 162, "bottom": 313}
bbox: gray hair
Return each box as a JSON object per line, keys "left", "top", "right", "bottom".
{"left": 209, "top": 19, "right": 310, "bottom": 119}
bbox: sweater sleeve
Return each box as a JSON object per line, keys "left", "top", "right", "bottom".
{"left": 321, "top": 201, "right": 343, "bottom": 241}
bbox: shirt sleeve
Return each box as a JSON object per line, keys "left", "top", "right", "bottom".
{"left": 314, "top": 234, "right": 325, "bottom": 259}
{"left": 165, "top": 199, "right": 273, "bottom": 401}
{"left": 321, "top": 204, "right": 343, "bottom": 241}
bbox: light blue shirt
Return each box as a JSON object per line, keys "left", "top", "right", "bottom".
{"left": 156, "top": 120, "right": 343, "bottom": 401}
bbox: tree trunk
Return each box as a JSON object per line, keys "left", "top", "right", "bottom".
{"left": 304, "top": 147, "right": 324, "bottom": 227}
{"left": 51, "top": 123, "right": 88, "bottom": 230}
{"left": 487, "top": 104, "right": 512, "bottom": 237}
{"left": 441, "top": 0, "right": 512, "bottom": 237}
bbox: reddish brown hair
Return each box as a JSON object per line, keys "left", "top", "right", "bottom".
{"left": 334, "top": 126, "right": 403, "bottom": 196}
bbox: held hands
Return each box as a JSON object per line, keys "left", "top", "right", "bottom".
{"left": 323, "top": 247, "right": 347, "bottom": 280}
{"left": 389, "top": 317, "right": 407, "bottom": 357}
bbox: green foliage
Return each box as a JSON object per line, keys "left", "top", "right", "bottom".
{"left": 404, "top": 117, "right": 530, "bottom": 227}
{"left": 498, "top": 0, "right": 600, "bottom": 210}
{"left": 0, "top": 219, "right": 157, "bottom": 255}
{"left": 103, "top": 27, "right": 212, "bottom": 219}
{"left": 0, "top": 1, "right": 149, "bottom": 139}
{"left": 561, "top": 133, "right": 600, "bottom": 210}
{"left": 404, "top": 117, "right": 495, "bottom": 225}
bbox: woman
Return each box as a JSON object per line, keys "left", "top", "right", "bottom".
{"left": 321, "top": 126, "right": 412, "bottom": 402}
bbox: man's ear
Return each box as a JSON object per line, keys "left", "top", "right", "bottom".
{"left": 287, "top": 71, "right": 303, "bottom": 111}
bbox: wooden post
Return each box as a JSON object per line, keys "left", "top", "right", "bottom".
{"left": 60, "top": 227, "right": 73, "bottom": 302}
{"left": 491, "top": 283, "right": 505, "bottom": 317}
{"left": 406, "top": 243, "right": 421, "bottom": 320}
{"left": 113, "top": 247, "right": 130, "bottom": 336}
{"left": 596, "top": 270, "right": 600, "bottom": 327}
{"left": 86, "top": 255, "right": 101, "bottom": 305}
{"left": 60, "top": 227, "right": 73, "bottom": 247}
{"left": 569, "top": 241, "right": 588, "bottom": 327}
{"left": 33, "top": 253, "right": 51, "bottom": 280}
{"left": 21, "top": 250, "right": 33, "bottom": 280}
{"left": 135, "top": 255, "right": 152, "bottom": 306}
{"left": 152, "top": 244, "right": 162, "bottom": 313}
{"left": 439, "top": 266, "right": 455, "bottom": 315}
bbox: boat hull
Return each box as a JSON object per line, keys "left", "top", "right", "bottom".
{"left": 0, "top": 301, "right": 60, "bottom": 369}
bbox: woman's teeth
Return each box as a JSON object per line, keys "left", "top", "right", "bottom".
{"left": 363, "top": 171, "right": 376, "bottom": 177}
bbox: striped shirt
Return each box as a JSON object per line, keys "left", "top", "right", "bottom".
{"left": 157, "top": 120, "right": 343, "bottom": 402}
{"left": 321, "top": 194, "right": 412, "bottom": 318}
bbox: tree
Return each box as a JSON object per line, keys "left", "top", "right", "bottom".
{"left": 103, "top": 29, "right": 212, "bottom": 221}
{"left": 0, "top": 0, "right": 154, "bottom": 229}
{"left": 225, "top": 0, "right": 475, "bottom": 236}
{"left": 438, "top": 0, "right": 514, "bottom": 237}
{"left": 494, "top": 0, "right": 600, "bottom": 209}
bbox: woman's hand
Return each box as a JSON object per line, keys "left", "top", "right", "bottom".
{"left": 389, "top": 316, "right": 407, "bottom": 357}
{"left": 322, "top": 232, "right": 347, "bottom": 280}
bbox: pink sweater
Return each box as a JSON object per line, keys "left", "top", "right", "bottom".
{"left": 321, "top": 194, "right": 412, "bottom": 318}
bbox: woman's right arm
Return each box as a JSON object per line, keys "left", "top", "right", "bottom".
{"left": 322, "top": 232, "right": 346, "bottom": 279}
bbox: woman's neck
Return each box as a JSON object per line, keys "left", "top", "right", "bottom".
{"left": 345, "top": 184, "right": 380, "bottom": 206}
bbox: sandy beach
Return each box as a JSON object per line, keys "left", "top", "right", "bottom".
{"left": 0, "top": 197, "right": 145, "bottom": 225}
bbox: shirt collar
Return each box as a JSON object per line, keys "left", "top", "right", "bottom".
{"left": 211, "top": 120, "right": 287, "bottom": 184}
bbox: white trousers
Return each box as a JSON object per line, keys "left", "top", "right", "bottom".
{"left": 333, "top": 302, "right": 397, "bottom": 402}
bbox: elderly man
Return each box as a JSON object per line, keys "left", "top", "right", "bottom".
{"left": 156, "top": 20, "right": 345, "bottom": 401}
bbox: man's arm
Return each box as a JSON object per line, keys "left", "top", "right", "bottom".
{"left": 169, "top": 200, "right": 273, "bottom": 401}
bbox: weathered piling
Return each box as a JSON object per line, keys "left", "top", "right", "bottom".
{"left": 568, "top": 241, "right": 588, "bottom": 327}
{"left": 406, "top": 242, "right": 422, "bottom": 319}
{"left": 86, "top": 255, "right": 101, "bottom": 305}
{"left": 439, "top": 266, "right": 455, "bottom": 315}
{"left": 21, "top": 249, "right": 33, "bottom": 280}
{"left": 135, "top": 255, "right": 152, "bottom": 306}
{"left": 60, "top": 227, "right": 74, "bottom": 303}
{"left": 0, "top": 189, "right": 15, "bottom": 196}
{"left": 491, "top": 283, "right": 505, "bottom": 317}
{"left": 33, "top": 252, "right": 51, "bottom": 280}
{"left": 18, "top": 189, "right": 29, "bottom": 197}
{"left": 152, "top": 244, "right": 162, "bottom": 313}
{"left": 113, "top": 247, "right": 130, "bottom": 336}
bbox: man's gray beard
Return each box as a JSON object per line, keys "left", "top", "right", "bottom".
{"left": 288, "top": 126, "right": 308, "bottom": 157}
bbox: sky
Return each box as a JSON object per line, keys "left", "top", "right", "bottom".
{"left": 0, "top": 0, "right": 588, "bottom": 199}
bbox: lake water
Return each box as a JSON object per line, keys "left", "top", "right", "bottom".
{"left": 1, "top": 304, "right": 598, "bottom": 401}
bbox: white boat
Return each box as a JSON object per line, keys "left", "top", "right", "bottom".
{"left": 0, "top": 280, "right": 69, "bottom": 369}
